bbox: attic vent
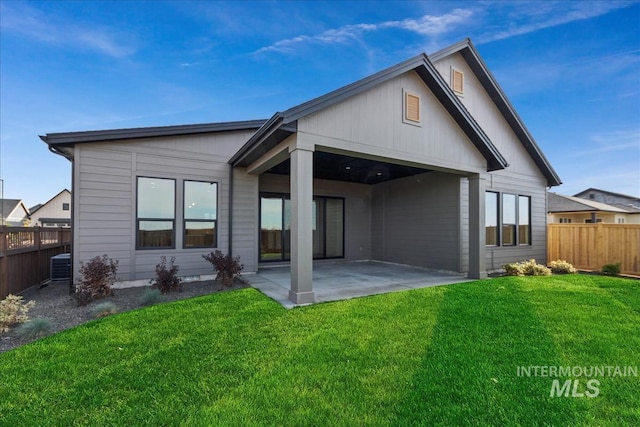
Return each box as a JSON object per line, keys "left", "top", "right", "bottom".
{"left": 404, "top": 92, "right": 420, "bottom": 123}
{"left": 452, "top": 68, "right": 464, "bottom": 94}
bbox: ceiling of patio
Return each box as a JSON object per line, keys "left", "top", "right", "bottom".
{"left": 265, "top": 151, "right": 432, "bottom": 185}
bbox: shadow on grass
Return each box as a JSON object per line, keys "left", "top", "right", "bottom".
{"left": 393, "top": 279, "right": 588, "bottom": 426}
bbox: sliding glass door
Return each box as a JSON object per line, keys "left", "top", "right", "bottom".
{"left": 260, "top": 193, "right": 344, "bottom": 262}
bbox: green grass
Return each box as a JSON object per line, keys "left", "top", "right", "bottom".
{"left": 1, "top": 275, "right": 638, "bottom": 426}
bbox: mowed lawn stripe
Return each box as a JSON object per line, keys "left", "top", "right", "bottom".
{"left": 522, "top": 275, "right": 640, "bottom": 426}
{"left": 393, "top": 278, "right": 587, "bottom": 426}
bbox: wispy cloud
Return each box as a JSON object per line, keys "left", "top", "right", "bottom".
{"left": 254, "top": 8, "right": 473, "bottom": 54}
{"left": 582, "top": 130, "right": 640, "bottom": 154}
{"left": 476, "top": 1, "right": 633, "bottom": 44}
{"left": 0, "top": 2, "right": 137, "bottom": 58}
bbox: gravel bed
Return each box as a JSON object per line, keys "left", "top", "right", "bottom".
{"left": 1, "top": 279, "right": 247, "bottom": 354}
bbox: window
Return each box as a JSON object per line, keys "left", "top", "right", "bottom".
{"left": 502, "top": 194, "right": 517, "bottom": 246}
{"left": 485, "top": 192, "right": 499, "bottom": 246}
{"left": 184, "top": 180, "right": 217, "bottom": 248}
{"left": 518, "top": 196, "right": 530, "bottom": 245}
{"left": 137, "top": 177, "right": 175, "bottom": 249}
{"left": 485, "top": 192, "right": 531, "bottom": 247}
{"left": 62, "top": 203, "right": 70, "bottom": 211}
{"left": 452, "top": 68, "right": 464, "bottom": 94}
{"left": 559, "top": 218, "right": 572, "bottom": 224}
{"left": 617, "top": 218, "right": 625, "bottom": 224}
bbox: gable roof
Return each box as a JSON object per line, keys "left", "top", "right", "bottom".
{"left": 229, "top": 52, "right": 509, "bottom": 172}
{"left": 430, "top": 39, "right": 562, "bottom": 187}
{"left": 1, "top": 199, "right": 29, "bottom": 221}
{"left": 548, "top": 193, "right": 629, "bottom": 213}
{"left": 29, "top": 189, "right": 71, "bottom": 216}
{"left": 573, "top": 188, "right": 640, "bottom": 203}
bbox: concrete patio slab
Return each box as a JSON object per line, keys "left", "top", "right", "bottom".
{"left": 246, "top": 260, "right": 471, "bottom": 308}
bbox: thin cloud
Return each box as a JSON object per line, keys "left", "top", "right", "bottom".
{"left": 254, "top": 8, "right": 472, "bottom": 54}
{"left": 0, "top": 2, "right": 136, "bottom": 58}
{"left": 476, "top": 1, "right": 632, "bottom": 44}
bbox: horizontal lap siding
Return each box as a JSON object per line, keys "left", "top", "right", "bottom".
{"left": 233, "top": 168, "right": 259, "bottom": 273}
{"left": 74, "top": 131, "right": 254, "bottom": 282}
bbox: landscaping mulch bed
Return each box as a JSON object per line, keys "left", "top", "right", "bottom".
{"left": 1, "top": 279, "right": 247, "bottom": 354}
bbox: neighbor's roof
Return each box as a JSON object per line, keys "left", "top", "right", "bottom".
{"left": 229, "top": 51, "right": 509, "bottom": 173}
{"left": 1, "top": 199, "right": 29, "bottom": 219}
{"left": 548, "top": 193, "right": 630, "bottom": 213}
{"left": 573, "top": 187, "right": 640, "bottom": 203}
{"left": 429, "top": 39, "right": 561, "bottom": 187}
{"left": 29, "top": 189, "right": 71, "bottom": 215}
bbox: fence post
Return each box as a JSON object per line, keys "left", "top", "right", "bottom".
{"left": 0, "top": 227, "right": 7, "bottom": 298}
{"left": 595, "top": 223, "right": 604, "bottom": 271}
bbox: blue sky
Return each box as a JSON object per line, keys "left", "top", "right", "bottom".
{"left": 1, "top": 0, "right": 638, "bottom": 207}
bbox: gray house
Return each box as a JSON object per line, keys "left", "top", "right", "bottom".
{"left": 42, "top": 39, "right": 561, "bottom": 303}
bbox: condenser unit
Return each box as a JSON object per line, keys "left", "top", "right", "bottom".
{"left": 50, "top": 253, "right": 71, "bottom": 281}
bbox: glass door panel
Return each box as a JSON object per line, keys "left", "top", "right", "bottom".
{"left": 325, "top": 198, "right": 344, "bottom": 258}
{"left": 260, "top": 197, "right": 284, "bottom": 261}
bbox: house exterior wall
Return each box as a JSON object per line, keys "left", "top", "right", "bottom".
{"left": 259, "top": 173, "right": 372, "bottom": 261}
{"left": 371, "top": 171, "right": 462, "bottom": 272}
{"left": 298, "top": 72, "right": 487, "bottom": 174}
{"left": 72, "top": 130, "right": 256, "bottom": 282}
{"left": 432, "top": 53, "right": 550, "bottom": 271}
{"left": 30, "top": 190, "right": 71, "bottom": 227}
{"left": 574, "top": 189, "right": 640, "bottom": 207}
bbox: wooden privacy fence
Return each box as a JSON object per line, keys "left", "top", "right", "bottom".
{"left": 0, "top": 227, "right": 71, "bottom": 299}
{"left": 547, "top": 224, "right": 640, "bottom": 275}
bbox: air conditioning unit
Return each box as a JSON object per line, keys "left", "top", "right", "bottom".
{"left": 50, "top": 253, "right": 71, "bottom": 281}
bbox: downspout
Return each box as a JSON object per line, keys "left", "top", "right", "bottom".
{"left": 228, "top": 165, "right": 234, "bottom": 256}
{"left": 44, "top": 139, "right": 75, "bottom": 293}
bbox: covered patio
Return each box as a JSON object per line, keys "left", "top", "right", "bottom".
{"left": 246, "top": 261, "right": 471, "bottom": 308}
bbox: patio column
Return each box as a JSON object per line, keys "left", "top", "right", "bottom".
{"left": 469, "top": 174, "right": 488, "bottom": 279}
{"left": 289, "top": 145, "right": 315, "bottom": 304}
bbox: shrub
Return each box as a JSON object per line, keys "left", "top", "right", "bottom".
{"left": 75, "top": 255, "right": 118, "bottom": 306}
{"left": 139, "top": 288, "right": 162, "bottom": 306}
{"left": 89, "top": 301, "right": 118, "bottom": 319}
{"left": 202, "top": 250, "right": 244, "bottom": 286}
{"left": 503, "top": 259, "right": 551, "bottom": 276}
{"left": 16, "top": 317, "right": 53, "bottom": 339}
{"left": 602, "top": 263, "right": 621, "bottom": 276}
{"left": 0, "top": 294, "right": 35, "bottom": 332}
{"left": 150, "top": 256, "right": 182, "bottom": 294}
{"left": 548, "top": 260, "right": 577, "bottom": 274}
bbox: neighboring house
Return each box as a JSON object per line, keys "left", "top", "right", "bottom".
{"left": 1, "top": 199, "right": 30, "bottom": 226}
{"left": 41, "top": 38, "right": 561, "bottom": 304}
{"left": 29, "top": 189, "right": 71, "bottom": 227}
{"left": 573, "top": 188, "right": 640, "bottom": 211}
{"left": 548, "top": 192, "right": 640, "bottom": 224}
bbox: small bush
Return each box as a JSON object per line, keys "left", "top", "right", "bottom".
{"left": 75, "top": 255, "right": 118, "bottom": 306}
{"left": 548, "top": 260, "right": 577, "bottom": 274}
{"left": 202, "top": 250, "right": 244, "bottom": 286}
{"left": 150, "top": 256, "right": 182, "bottom": 294}
{"left": 503, "top": 259, "right": 551, "bottom": 276}
{"left": 0, "top": 294, "right": 35, "bottom": 332}
{"left": 602, "top": 263, "right": 621, "bottom": 276}
{"left": 89, "top": 301, "right": 118, "bottom": 319}
{"left": 139, "top": 288, "right": 162, "bottom": 306}
{"left": 16, "top": 318, "right": 54, "bottom": 339}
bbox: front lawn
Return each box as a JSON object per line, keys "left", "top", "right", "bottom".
{"left": 1, "top": 275, "right": 638, "bottom": 426}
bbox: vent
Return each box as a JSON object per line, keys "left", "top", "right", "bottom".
{"left": 405, "top": 92, "right": 420, "bottom": 123}
{"left": 452, "top": 69, "right": 464, "bottom": 94}
{"left": 50, "top": 253, "right": 71, "bottom": 281}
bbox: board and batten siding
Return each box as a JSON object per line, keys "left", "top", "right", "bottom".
{"left": 298, "top": 71, "right": 487, "bottom": 175}
{"left": 73, "top": 130, "right": 256, "bottom": 282}
{"left": 371, "top": 172, "right": 463, "bottom": 271}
